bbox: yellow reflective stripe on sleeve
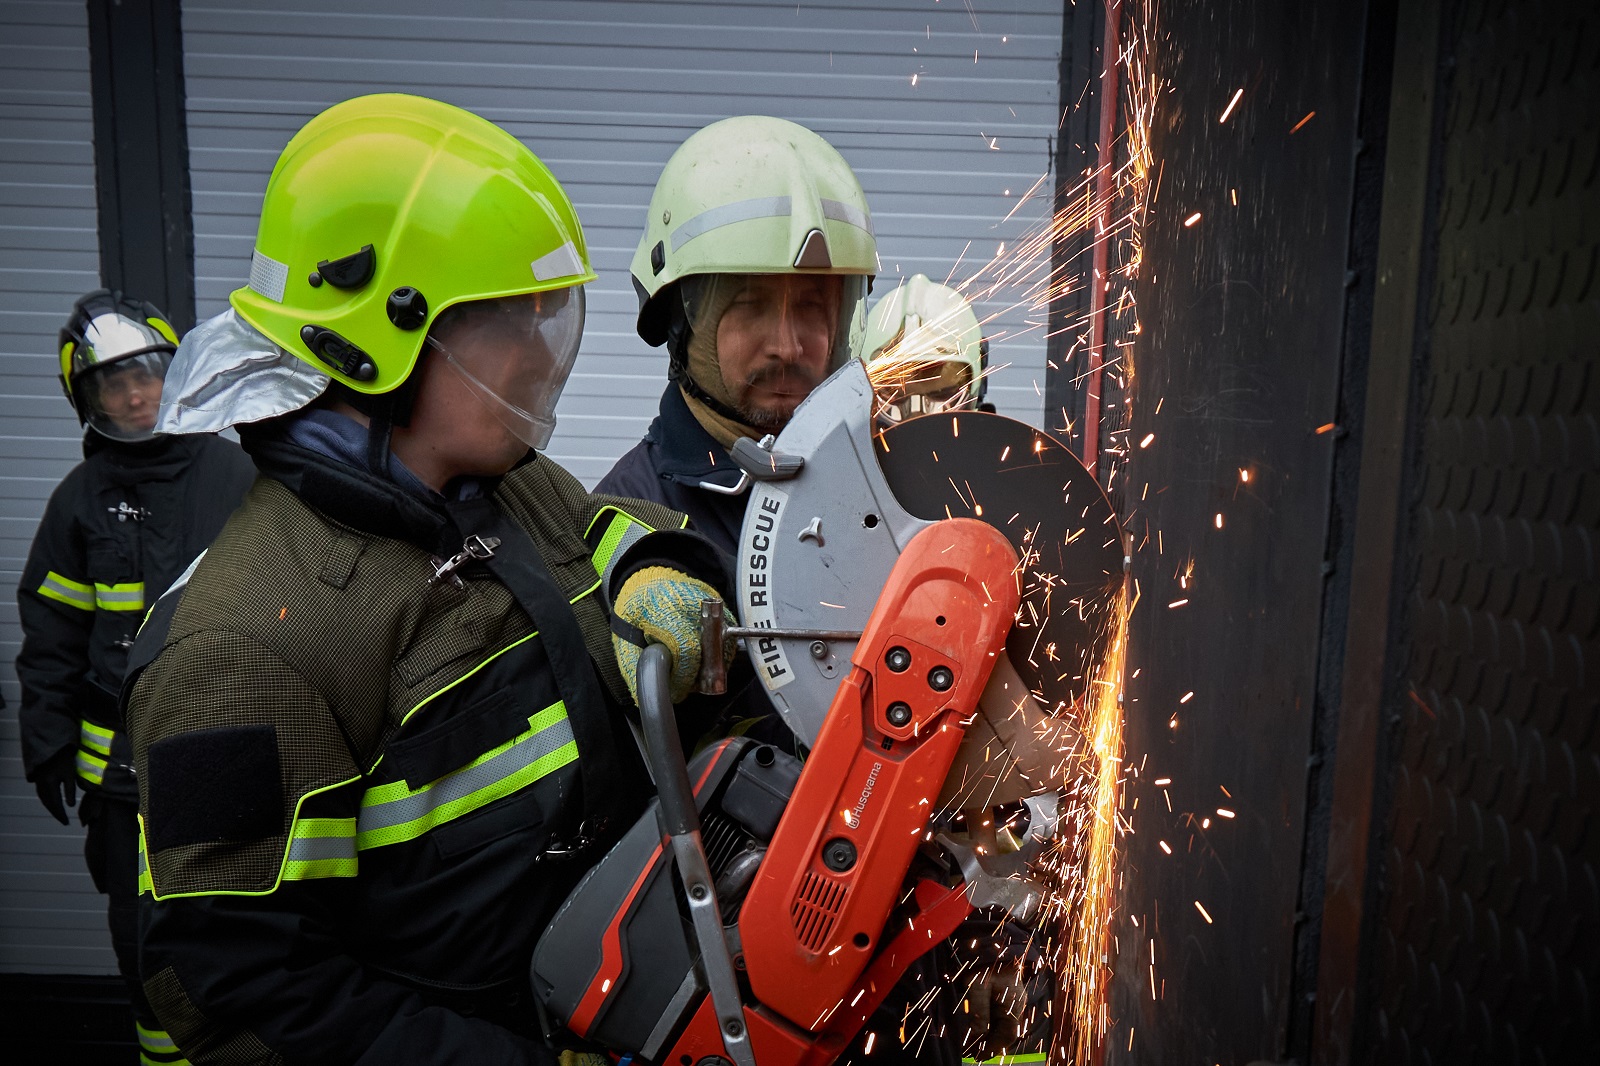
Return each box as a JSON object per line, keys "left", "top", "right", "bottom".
{"left": 39, "top": 571, "right": 95, "bottom": 611}
{"left": 136, "top": 1021, "right": 180, "bottom": 1055}
{"left": 587, "top": 509, "right": 655, "bottom": 594}
{"left": 282, "top": 816, "right": 359, "bottom": 881}
{"left": 76, "top": 749, "right": 107, "bottom": 787}
{"left": 137, "top": 818, "right": 152, "bottom": 896}
{"left": 961, "top": 1056, "right": 1049, "bottom": 1064}
{"left": 94, "top": 581, "right": 145, "bottom": 611}
{"left": 357, "top": 703, "right": 576, "bottom": 850}
{"left": 590, "top": 512, "right": 633, "bottom": 576}
{"left": 80, "top": 719, "right": 115, "bottom": 756}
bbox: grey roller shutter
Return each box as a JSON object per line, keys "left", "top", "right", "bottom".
{"left": 0, "top": 0, "right": 116, "bottom": 974}
{"left": 180, "top": 0, "right": 1064, "bottom": 485}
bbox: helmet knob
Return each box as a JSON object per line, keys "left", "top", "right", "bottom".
{"left": 385, "top": 287, "right": 429, "bottom": 331}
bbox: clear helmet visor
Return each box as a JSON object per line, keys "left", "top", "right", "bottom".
{"left": 425, "top": 286, "right": 585, "bottom": 451}
{"left": 868, "top": 355, "right": 977, "bottom": 424}
{"left": 682, "top": 272, "right": 868, "bottom": 385}
{"left": 76, "top": 350, "right": 174, "bottom": 442}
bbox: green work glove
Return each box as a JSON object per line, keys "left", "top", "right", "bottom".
{"left": 611, "top": 566, "right": 732, "bottom": 704}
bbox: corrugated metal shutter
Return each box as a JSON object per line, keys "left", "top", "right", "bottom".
{"left": 0, "top": 0, "right": 117, "bottom": 973}
{"left": 180, "top": 0, "right": 1064, "bottom": 485}
{"left": 0, "top": 0, "right": 1063, "bottom": 976}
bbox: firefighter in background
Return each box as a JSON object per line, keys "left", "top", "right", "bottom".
{"left": 16, "top": 290, "right": 255, "bottom": 1065}
{"left": 860, "top": 272, "right": 995, "bottom": 423}
{"left": 124, "top": 94, "right": 726, "bottom": 1064}
{"left": 599, "top": 117, "right": 960, "bottom": 1066}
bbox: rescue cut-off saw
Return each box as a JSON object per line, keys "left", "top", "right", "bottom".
{"left": 533, "top": 360, "right": 1126, "bottom": 1065}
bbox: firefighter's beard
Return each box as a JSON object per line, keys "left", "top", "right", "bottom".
{"left": 731, "top": 362, "right": 823, "bottom": 431}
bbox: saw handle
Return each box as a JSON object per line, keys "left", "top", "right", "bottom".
{"left": 637, "top": 642, "right": 699, "bottom": 837}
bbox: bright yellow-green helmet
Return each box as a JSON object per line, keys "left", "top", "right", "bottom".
{"left": 231, "top": 93, "right": 595, "bottom": 395}
{"left": 861, "top": 274, "right": 989, "bottom": 420}
{"left": 631, "top": 115, "right": 877, "bottom": 349}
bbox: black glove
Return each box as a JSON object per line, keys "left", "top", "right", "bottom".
{"left": 33, "top": 749, "right": 78, "bottom": 826}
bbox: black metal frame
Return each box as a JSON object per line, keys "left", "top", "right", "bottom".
{"left": 86, "top": 0, "right": 195, "bottom": 330}
{"left": 1044, "top": 0, "right": 1103, "bottom": 443}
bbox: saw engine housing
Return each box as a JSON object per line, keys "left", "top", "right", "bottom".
{"left": 532, "top": 518, "right": 1021, "bottom": 1064}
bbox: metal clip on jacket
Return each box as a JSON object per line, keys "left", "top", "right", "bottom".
{"left": 428, "top": 534, "right": 502, "bottom": 589}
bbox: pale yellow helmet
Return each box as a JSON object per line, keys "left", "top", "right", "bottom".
{"left": 631, "top": 115, "right": 877, "bottom": 361}
{"left": 861, "top": 274, "right": 988, "bottom": 420}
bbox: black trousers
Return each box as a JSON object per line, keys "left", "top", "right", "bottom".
{"left": 83, "top": 795, "right": 163, "bottom": 1041}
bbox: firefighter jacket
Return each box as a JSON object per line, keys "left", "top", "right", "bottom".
{"left": 16, "top": 431, "right": 255, "bottom": 802}
{"left": 598, "top": 383, "right": 747, "bottom": 553}
{"left": 125, "top": 423, "right": 687, "bottom": 1065}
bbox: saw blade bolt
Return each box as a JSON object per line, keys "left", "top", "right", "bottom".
{"left": 822, "top": 837, "right": 857, "bottom": 872}
{"left": 927, "top": 665, "right": 954, "bottom": 692}
{"left": 886, "top": 701, "right": 913, "bottom": 726}
{"left": 810, "top": 640, "right": 828, "bottom": 659}
{"left": 885, "top": 646, "right": 911, "bottom": 672}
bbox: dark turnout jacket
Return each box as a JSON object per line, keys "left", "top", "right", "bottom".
{"left": 125, "top": 428, "right": 685, "bottom": 1065}
{"left": 16, "top": 432, "right": 254, "bottom": 801}
{"left": 597, "top": 383, "right": 748, "bottom": 555}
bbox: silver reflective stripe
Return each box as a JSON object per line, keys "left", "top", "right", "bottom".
{"left": 531, "top": 241, "right": 584, "bottom": 281}
{"left": 358, "top": 715, "right": 576, "bottom": 836}
{"left": 166, "top": 550, "right": 207, "bottom": 598}
{"left": 670, "top": 196, "right": 793, "bottom": 252}
{"left": 248, "top": 249, "right": 289, "bottom": 303}
{"left": 821, "top": 198, "right": 873, "bottom": 235}
{"left": 287, "top": 833, "right": 356, "bottom": 862}
{"left": 600, "top": 523, "right": 650, "bottom": 597}
{"left": 40, "top": 573, "right": 95, "bottom": 610}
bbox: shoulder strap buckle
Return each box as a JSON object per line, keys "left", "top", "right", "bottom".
{"left": 427, "top": 534, "right": 501, "bottom": 588}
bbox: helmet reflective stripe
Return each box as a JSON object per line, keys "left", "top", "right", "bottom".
{"left": 672, "top": 196, "right": 792, "bottom": 252}
{"left": 39, "top": 571, "right": 95, "bottom": 610}
{"left": 248, "top": 248, "right": 290, "bottom": 303}
{"left": 820, "top": 197, "right": 873, "bottom": 234}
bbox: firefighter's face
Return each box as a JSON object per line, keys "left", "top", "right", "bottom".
{"left": 715, "top": 275, "right": 841, "bottom": 430}
{"left": 93, "top": 360, "right": 164, "bottom": 435}
{"left": 392, "top": 347, "right": 531, "bottom": 491}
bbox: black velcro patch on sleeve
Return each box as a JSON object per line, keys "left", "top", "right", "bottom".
{"left": 146, "top": 724, "right": 283, "bottom": 853}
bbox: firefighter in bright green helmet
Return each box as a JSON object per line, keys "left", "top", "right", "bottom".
{"left": 123, "top": 94, "right": 728, "bottom": 1064}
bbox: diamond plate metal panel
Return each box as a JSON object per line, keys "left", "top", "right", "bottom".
{"left": 1367, "top": 0, "right": 1600, "bottom": 1060}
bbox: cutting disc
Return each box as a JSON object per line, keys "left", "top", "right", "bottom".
{"left": 874, "top": 411, "right": 1126, "bottom": 712}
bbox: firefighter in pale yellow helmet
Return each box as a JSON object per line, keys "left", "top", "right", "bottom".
{"left": 860, "top": 273, "right": 994, "bottom": 422}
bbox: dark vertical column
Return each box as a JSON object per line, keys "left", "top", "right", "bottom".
{"left": 1105, "top": 0, "right": 1370, "bottom": 1060}
{"left": 1045, "top": 0, "right": 1102, "bottom": 442}
{"left": 86, "top": 0, "right": 195, "bottom": 329}
{"left": 1310, "top": 0, "right": 1444, "bottom": 1060}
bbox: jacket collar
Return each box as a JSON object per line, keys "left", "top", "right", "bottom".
{"left": 239, "top": 415, "right": 468, "bottom": 551}
{"left": 648, "top": 384, "right": 745, "bottom": 489}
{"left": 83, "top": 430, "right": 206, "bottom": 485}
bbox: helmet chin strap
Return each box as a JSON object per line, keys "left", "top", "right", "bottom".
{"left": 665, "top": 304, "right": 760, "bottom": 431}
{"left": 329, "top": 375, "right": 420, "bottom": 479}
